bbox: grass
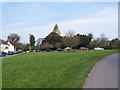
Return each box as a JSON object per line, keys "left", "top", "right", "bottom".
{"left": 2, "top": 50, "right": 118, "bottom": 88}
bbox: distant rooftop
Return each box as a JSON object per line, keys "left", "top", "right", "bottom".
{"left": 0, "top": 39, "right": 7, "bottom": 44}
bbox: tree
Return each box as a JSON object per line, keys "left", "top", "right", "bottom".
{"left": 8, "top": 33, "right": 20, "bottom": 46}
{"left": 16, "top": 43, "right": 29, "bottom": 51}
{"left": 16, "top": 42, "right": 23, "bottom": 50}
{"left": 29, "top": 34, "right": 35, "bottom": 46}
{"left": 72, "top": 35, "right": 80, "bottom": 48}
{"left": 76, "top": 33, "right": 93, "bottom": 48}
{"left": 87, "top": 33, "right": 93, "bottom": 43}
{"left": 92, "top": 33, "right": 109, "bottom": 48}
{"left": 109, "top": 38, "right": 120, "bottom": 49}
{"left": 65, "top": 30, "right": 75, "bottom": 37}
{"left": 29, "top": 34, "right": 35, "bottom": 51}
{"left": 41, "top": 32, "right": 62, "bottom": 49}
{"left": 40, "top": 42, "right": 54, "bottom": 50}
{"left": 99, "top": 33, "right": 109, "bottom": 48}
{"left": 89, "top": 40, "right": 97, "bottom": 49}
{"left": 62, "top": 30, "right": 80, "bottom": 48}
{"left": 55, "top": 42, "right": 62, "bottom": 49}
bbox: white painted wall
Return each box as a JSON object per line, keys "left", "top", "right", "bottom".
{"left": 7, "top": 42, "right": 15, "bottom": 52}
{"left": 0, "top": 44, "right": 9, "bottom": 53}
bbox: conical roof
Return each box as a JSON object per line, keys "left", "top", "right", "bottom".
{"left": 53, "top": 24, "right": 61, "bottom": 35}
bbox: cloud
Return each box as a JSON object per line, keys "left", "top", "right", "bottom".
{"left": 2, "top": 7, "right": 118, "bottom": 43}
{"left": 59, "top": 18, "right": 117, "bottom": 38}
{"left": 92, "top": 7, "right": 118, "bottom": 18}
{"left": 58, "top": 7, "right": 118, "bottom": 38}
{"left": 2, "top": 23, "right": 55, "bottom": 43}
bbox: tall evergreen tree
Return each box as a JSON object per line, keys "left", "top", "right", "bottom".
{"left": 29, "top": 34, "right": 35, "bottom": 50}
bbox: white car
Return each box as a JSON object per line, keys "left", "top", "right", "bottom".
{"left": 94, "top": 47, "right": 104, "bottom": 50}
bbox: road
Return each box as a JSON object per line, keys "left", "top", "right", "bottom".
{"left": 0, "top": 54, "right": 20, "bottom": 59}
{"left": 83, "top": 54, "right": 119, "bottom": 88}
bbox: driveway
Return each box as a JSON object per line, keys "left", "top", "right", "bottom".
{"left": 83, "top": 53, "right": 119, "bottom": 88}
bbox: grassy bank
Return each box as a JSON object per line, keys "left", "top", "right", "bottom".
{"left": 2, "top": 50, "right": 118, "bottom": 88}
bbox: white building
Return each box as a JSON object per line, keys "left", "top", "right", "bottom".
{"left": 0, "top": 39, "right": 9, "bottom": 53}
{"left": 0, "top": 39, "right": 15, "bottom": 53}
{"left": 7, "top": 41, "right": 15, "bottom": 52}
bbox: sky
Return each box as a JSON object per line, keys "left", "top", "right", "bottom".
{"left": 1, "top": 0, "right": 119, "bottom": 2}
{"left": 1, "top": 1, "right": 118, "bottom": 43}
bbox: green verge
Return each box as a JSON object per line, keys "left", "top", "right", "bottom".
{"left": 2, "top": 50, "right": 118, "bottom": 88}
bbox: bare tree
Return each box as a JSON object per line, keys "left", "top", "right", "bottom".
{"left": 95, "top": 33, "right": 109, "bottom": 48}
{"left": 65, "top": 30, "right": 75, "bottom": 37}
{"left": 99, "top": 33, "right": 109, "bottom": 48}
{"left": 40, "top": 42, "right": 54, "bottom": 49}
{"left": 63, "top": 30, "right": 80, "bottom": 48}
{"left": 8, "top": 33, "right": 20, "bottom": 46}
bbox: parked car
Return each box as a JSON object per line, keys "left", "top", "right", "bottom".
{"left": 0, "top": 51, "right": 6, "bottom": 57}
{"left": 80, "top": 47, "right": 89, "bottom": 50}
{"left": 17, "top": 50, "right": 22, "bottom": 53}
{"left": 8, "top": 51, "right": 14, "bottom": 55}
{"left": 94, "top": 47, "right": 104, "bottom": 50}
{"left": 56, "top": 48, "right": 63, "bottom": 51}
{"left": 46, "top": 49, "right": 53, "bottom": 52}
{"left": 64, "top": 47, "right": 72, "bottom": 52}
{"left": 64, "top": 47, "right": 72, "bottom": 51}
{"left": 14, "top": 51, "right": 18, "bottom": 54}
{"left": 32, "top": 50, "right": 36, "bottom": 52}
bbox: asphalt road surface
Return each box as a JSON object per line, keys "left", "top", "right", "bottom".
{"left": 0, "top": 54, "right": 20, "bottom": 59}
{"left": 83, "top": 53, "right": 119, "bottom": 88}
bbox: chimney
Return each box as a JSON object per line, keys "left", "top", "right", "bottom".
{"left": 7, "top": 36, "right": 13, "bottom": 44}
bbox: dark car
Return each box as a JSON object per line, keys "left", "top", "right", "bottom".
{"left": 8, "top": 51, "right": 14, "bottom": 55}
{"left": 56, "top": 48, "right": 63, "bottom": 51}
{"left": 0, "top": 51, "right": 6, "bottom": 57}
{"left": 46, "top": 49, "right": 53, "bottom": 52}
{"left": 14, "top": 51, "right": 18, "bottom": 54}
